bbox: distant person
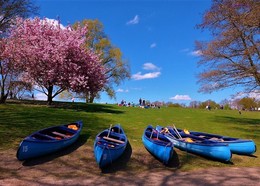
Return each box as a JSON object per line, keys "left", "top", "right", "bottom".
{"left": 142, "top": 99, "right": 146, "bottom": 106}
{"left": 139, "top": 98, "right": 142, "bottom": 106}
{"left": 71, "top": 97, "right": 74, "bottom": 102}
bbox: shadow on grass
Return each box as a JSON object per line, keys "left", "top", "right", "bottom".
{"left": 22, "top": 134, "right": 88, "bottom": 166}
{"left": 7, "top": 99, "right": 124, "bottom": 114}
{"left": 176, "top": 149, "right": 233, "bottom": 169}
{"left": 101, "top": 142, "right": 132, "bottom": 174}
{"left": 213, "top": 116, "right": 260, "bottom": 139}
{"left": 213, "top": 116, "right": 260, "bottom": 126}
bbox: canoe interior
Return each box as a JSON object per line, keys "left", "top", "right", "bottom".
{"left": 189, "top": 132, "right": 238, "bottom": 141}
{"left": 29, "top": 123, "right": 81, "bottom": 141}
{"left": 144, "top": 126, "right": 172, "bottom": 146}
{"left": 96, "top": 126, "right": 127, "bottom": 148}
{"left": 158, "top": 126, "right": 226, "bottom": 145}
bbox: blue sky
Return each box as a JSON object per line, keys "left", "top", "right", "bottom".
{"left": 35, "top": 0, "right": 243, "bottom": 104}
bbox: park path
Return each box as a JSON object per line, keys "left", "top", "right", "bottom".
{"left": 0, "top": 147, "right": 259, "bottom": 186}
{"left": 1, "top": 167, "right": 259, "bottom": 186}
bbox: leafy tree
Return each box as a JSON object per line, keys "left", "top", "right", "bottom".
{"left": 238, "top": 97, "right": 257, "bottom": 110}
{"left": 7, "top": 17, "right": 106, "bottom": 105}
{"left": 0, "top": 0, "right": 38, "bottom": 103}
{"left": 74, "top": 19, "right": 130, "bottom": 103}
{"left": 196, "top": 0, "right": 260, "bottom": 93}
{"left": 199, "top": 100, "right": 220, "bottom": 109}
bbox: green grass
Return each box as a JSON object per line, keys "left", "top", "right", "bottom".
{"left": 0, "top": 100, "right": 259, "bottom": 172}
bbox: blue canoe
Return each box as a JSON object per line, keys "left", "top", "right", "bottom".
{"left": 179, "top": 129, "right": 256, "bottom": 155}
{"left": 156, "top": 126, "right": 232, "bottom": 162}
{"left": 94, "top": 124, "right": 128, "bottom": 168}
{"left": 142, "top": 125, "right": 174, "bottom": 164}
{"left": 17, "top": 121, "right": 83, "bottom": 161}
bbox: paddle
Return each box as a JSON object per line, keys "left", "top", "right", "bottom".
{"left": 172, "top": 124, "right": 182, "bottom": 139}
{"left": 107, "top": 124, "right": 112, "bottom": 137}
{"left": 150, "top": 130, "right": 153, "bottom": 139}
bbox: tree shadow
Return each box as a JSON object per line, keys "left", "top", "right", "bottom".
{"left": 22, "top": 134, "right": 88, "bottom": 166}
{"left": 52, "top": 102, "right": 124, "bottom": 114}
{"left": 213, "top": 116, "right": 260, "bottom": 126}
{"left": 7, "top": 99, "right": 125, "bottom": 114}
{"left": 213, "top": 116, "right": 260, "bottom": 139}
{"left": 101, "top": 141, "right": 132, "bottom": 173}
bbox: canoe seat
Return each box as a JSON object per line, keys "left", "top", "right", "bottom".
{"left": 103, "top": 136, "right": 125, "bottom": 144}
{"left": 210, "top": 137, "right": 224, "bottom": 142}
{"left": 35, "top": 133, "right": 56, "bottom": 140}
{"left": 52, "top": 131, "right": 68, "bottom": 138}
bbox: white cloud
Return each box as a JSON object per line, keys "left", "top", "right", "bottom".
{"left": 42, "top": 18, "right": 66, "bottom": 30}
{"left": 143, "top": 63, "right": 160, "bottom": 71}
{"left": 126, "top": 15, "right": 139, "bottom": 25}
{"left": 35, "top": 93, "right": 47, "bottom": 100}
{"left": 190, "top": 50, "right": 202, "bottom": 56}
{"left": 150, "top": 43, "right": 156, "bottom": 48}
{"left": 132, "top": 71, "right": 161, "bottom": 80}
{"left": 170, "top": 95, "right": 191, "bottom": 101}
{"left": 116, "top": 88, "right": 129, "bottom": 93}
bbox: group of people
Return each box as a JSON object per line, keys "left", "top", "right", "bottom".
{"left": 119, "top": 100, "right": 133, "bottom": 107}
{"left": 118, "top": 98, "right": 161, "bottom": 109}
{"left": 139, "top": 98, "right": 146, "bottom": 106}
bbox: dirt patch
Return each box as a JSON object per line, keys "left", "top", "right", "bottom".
{"left": 0, "top": 144, "right": 259, "bottom": 186}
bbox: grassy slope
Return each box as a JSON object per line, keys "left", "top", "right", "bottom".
{"left": 0, "top": 100, "right": 259, "bottom": 171}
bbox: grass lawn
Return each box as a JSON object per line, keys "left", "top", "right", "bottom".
{"left": 0, "top": 100, "right": 259, "bottom": 173}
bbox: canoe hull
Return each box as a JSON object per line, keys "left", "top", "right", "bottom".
{"left": 168, "top": 137, "right": 232, "bottom": 162}
{"left": 94, "top": 143, "right": 126, "bottom": 168}
{"left": 142, "top": 125, "right": 174, "bottom": 164}
{"left": 189, "top": 131, "right": 256, "bottom": 155}
{"left": 17, "top": 121, "right": 83, "bottom": 161}
{"left": 228, "top": 141, "right": 256, "bottom": 155}
{"left": 94, "top": 124, "right": 127, "bottom": 168}
{"left": 156, "top": 126, "right": 232, "bottom": 162}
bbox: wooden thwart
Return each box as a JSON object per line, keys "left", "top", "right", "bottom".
{"left": 52, "top": 131, "right": 68, "bottom": 138}
{"left": 103, "top": 136, "right": 125, "bottom": 144}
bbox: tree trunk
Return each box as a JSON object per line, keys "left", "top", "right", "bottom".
{"left": 0, "top": 91, "right": 8, "bottom": 104}
{"left": 47, "top": 85, "right": 53, "bottom": 105}
{"left": 85, "top": 91, "right": 95, "bottom": 103}
{"left": 89, "top": 95, "right": 94, "bottom": 103}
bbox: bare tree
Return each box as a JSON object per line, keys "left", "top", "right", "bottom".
{"left": 0, "top": 0, "right": 38, "bottom": 34}
{"left": 196, "top": 0, "right": 260, "bottom": 93}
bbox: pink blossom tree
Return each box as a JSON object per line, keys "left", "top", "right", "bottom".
{"left": 7, "top": 17, "right": 106, "bottom": 105}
